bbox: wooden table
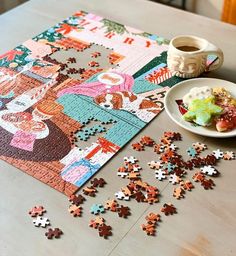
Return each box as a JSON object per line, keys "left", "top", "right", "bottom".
{"left": 0, "top": 1, "right": 236, "bottom": 255}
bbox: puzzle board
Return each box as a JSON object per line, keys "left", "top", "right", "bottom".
{"left": 0, "top": 11, "right": 216, "bottom": 195}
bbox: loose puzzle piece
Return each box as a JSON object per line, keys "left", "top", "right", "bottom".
{"left": 89, "top": 216, "right": 105, "bottom": 229}
{"left": 187, "top": 147, "right": 198, "bottom": 157}
{"left": 192, "top": 142, "right": 207, "bottom": 153}
{"left": 33, "top": 216, "right": 50, "bottom": 228}
{"left": 124, "top": 156, "right": 138, "bottom": 164}
{"left": 148, "top": 161, "right": 163, "bottom": 170}
{"left": 153, "top": 143, "right": 165, "bottom": 154}
{"left": 83, "top": 186, "right": 97, "bottom": 197}
{"left": 140, "top": 136, "right": 155, "bottom": 146}
{"left": 90, "top": 204, "right": 105, "bottom": 215}
{"left": 28, "top": 206, "right": 46, "bottom": 217}
{"left": 132, "top": 142, "right": 144, "bottom": 151}
{"left": 212, "top": 149, "right": 224, "bottom": 159}
{"left": 117, "top": 205, "right": 130, "bottom": 218}
{"left": 161, "top": 203, "right": 177, "bottom": 216}
{"left": 68, "top": 194, "right": 85, "bottom": 206}
{"left": 201, "top": 178, "right": 215, "bottom": 189}
{"left": 104, "top": 199, "right": 118, "bottom": 212}
{"left": 169, "top": 173, "right": 182, "bottom": 185}
{"left": 134, "top": 191, "right": 146, "bottom": 202}
{"left": 98, "top": 224, "right": 112, "bottom": 239}
{"left": 173, "top": 187, "right": 185, "bottom": 199}
{"left": 192, "top": 172, "right": 205, "bottom": 182}
{"left": 91, "top": 178, "right": 106, "bottom": 187}
{"left": 68, "top": 204, "right": 82, "bottom": 217}
{"left": 223, "top": 151, "right": 235, "bottom": 160}
{"left": 180, "top": 180, "right": 194, "bottom": 191}
{"left": 45, "top": 228, "right": 63, "bottom": 239}
{"left": 145, "top": 213, "right": 161, "bottom": 224}
{"left": 155, "top": 170, "right": 166, "bottom": 181}
{"left": 115, "top": 191, "right": 130, "bottom": 201}
{"left": 200, "top": 165, "right": 219, "bottom": 176}
{"left": 141, "top": 223, "right": 156, "bottom": 236}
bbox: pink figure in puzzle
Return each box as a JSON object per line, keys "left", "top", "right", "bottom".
{"left": 10, "top": 130, "right": 36, "bottom": 151}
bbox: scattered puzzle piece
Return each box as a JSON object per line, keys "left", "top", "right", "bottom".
{"left": 140, "top": 136, "right": 155, "bottom": 146}
{"left": 104, "top": 199, "right": 118, "bottom": 212}
{"left": 173, "top": 187, "right": 185, "bottom": 199}
{"left": 200, "top": 165, "right": 218, "bottom": 176}
{"left": 83, "top": 186, "right": 97, "bottom": 197}
{"left": 212, "top": 149, "right": 224, "bottom": 159}
{"left": 180, "top": 180, "right": 194, "bottom": 191}
{"left": 187, "top": 147, "right": 198, "bottom": 157}
{"left": 148, "top": 161, "right": 163, "bottom": 169}
{"left": 117, "top": 205, "right": 130, "bottom": 218}
{"left": 141, "top": 223, "right": 156, "bottom": 236}
{"left": 124, "top": 156, "right": 138, "bottom": 164}
{"left": 145, "top": 213, "right": 161, "bottom": 224}
{"left": 45, "top": 228, "right": 63, "bottom": 239}
{"left": 161, "top": 203, "right": 177, "bottom": 216}
{"left": 155, "top": 170, "right": 166, "bottom": 181}
{"left": 28, "top": 206, "right": 46, "bottom": 217}
{"left": 192, "top": 142, "right": 207, "bottom": 153}
{"left": 169, "top": 173, "right": 182, "bottom": 185}
{"left": 68, "top": 205, "right": 82, "bottom": 217}
{"left": 98, "top": 224, "right": 112, "bottom": 239}
{"left": 153, "top": 143, "right": 165, "bottom": 154}
{"left": 89, "top": 216, "right": 105, "bottom": 229}
{"left": 91, "top": 178, "right": 106, "bottom": 187}
{"left": 69, "top": 194, "right": 85, "bottom": 206}
{"left": 133, "top": 191, "right": 146, "bottom": 202}
{"left": 33, "top": 216, "right": 50, "bottom": 228}
{"left": 115, "top": 191, "right": 130, "bottom": 201}
{"left": 90, "top": 204, "right": 105, "bottom": 215}
{"left": 201, "top": 178, "right": 215, "bottom": 190}
{"left": 132, "top": 142, "right": 144, "bottom": 151}
{"left": 192, "top": 172, "right": 205, "bottom": 182}
{"left": 223, "top": 151, "right": 235, "bottom": 160}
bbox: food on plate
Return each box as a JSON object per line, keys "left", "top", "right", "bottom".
{"left": 182, "top": 86, "right": 212, "bottom": 106}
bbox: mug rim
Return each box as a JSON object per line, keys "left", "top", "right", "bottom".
{"left": 170, "top": 35, "right": 208, "bottom": 54}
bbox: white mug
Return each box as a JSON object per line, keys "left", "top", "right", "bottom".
{"left": 167, "top": 35, "right": 224, "bottom": 78}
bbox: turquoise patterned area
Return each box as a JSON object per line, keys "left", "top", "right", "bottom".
{"left": 57, "top": 94, "right": 145, "bottom": 147}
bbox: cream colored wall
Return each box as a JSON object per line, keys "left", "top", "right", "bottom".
{"left": 187, "top": 0, "right": 224, "bottom": 20}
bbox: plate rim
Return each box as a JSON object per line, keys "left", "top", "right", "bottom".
{"left": 164, "top": 77, "right": 236, "bottom": 138}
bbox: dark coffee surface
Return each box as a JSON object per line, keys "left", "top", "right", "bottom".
{"left": 177, "top": 46, "right": 200, "bottom": 52}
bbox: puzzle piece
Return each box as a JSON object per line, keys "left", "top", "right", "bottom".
{"left": 212, "top": 149, "right": 223, "bottom": 159}
{"left": 192, "top": 172, "right": 205, "bottom": 182}
{"left": 192, "top": 142, "right": 207, "bottom": 153}
{"left": 104, "top": 199, "right": 118, "bottom": 212}
{"left": 68, "top": 205, "right": 82, "bottom": 217}
{"left": 161, "top": 203, "right": 177, "bottom": 216}
{"left": 28, "top": 206, "right": 46, "bottom": 217}
{"left": 180, "top": 180, "right": 194, "bottom": 191}
{"left": 144, "top": 194, "right": 159, "bottom": 204}
{"left": 127, "top": 172, "right": 140, "bottom": 180}
{"left": 115, "top": 191, "right": 130, "bottom": 201}
{"left": 153, "top": 143, "right": 165, "bottom": 154}
{"left": 124, "top": 156, "right": 138, "bottom": 164}
{"left": 133, "top": 191, "right": 146, "bottom": 202}
{"left": 98, "top": 224, "right": 112, "bottom": 239}
{"left": 69, "top": 194, "right": 85, "bottom": 206}
{"left": 148, "top": 161, "right": 163, "bottom": 170}
{"left": 155, "top": 170, "right": 166, "bottom": 181}
{"left": 145, "top": 213, "right": 161, "bottom": 224}
{"left": 166, "top": 163, "right": 176, "bottom": 174}
{"left": 167, "top": 144, "right": 178, "bottom": 151}
{"left": 45, "top": 228, "right": 63, "bottom": 239}
{"left": 187, "top": 147, "right": 198, "bottom": 157}
{"left": 200, "top": 165, "right": 218, "bottom": 176}
{"left": 173, "top": 187, "right": 185, "bottom": 199}
{"left": 117, "top": 171, "right": 128, "bottom": 178}
{"left": 141, "top": 223, "right": 156, "bottom": 236}
{"left": 91, "top": 178, "right": 106, "bottom": 187}
{"left": 89, "top": 216, "right": 105, "bottom": 229}
{"left": 168, "top": 173, "right": 182, "bottom": 185}
{"left": 33, "top": 216, "right": 50, "bottom": 228}
{"left": 201, "top": 178, "right": 215, "bottom": 189}
{"left": 140, "top": 136, "right": 155, "bottom": 146}
{"left": 203, "top": 154, "right": 217, "bottom": 165}
{"left": 83, "top": 186, "right": 97, "bottom": 197}
{"left": 90, "top": 204, "right": 105, "bottom": 215}
{"left": 117, "top": 205, "right": 130, "bottom": 218}
{"left": 132, "top": 142, "right": 144, "bottom": 151}
{"left": 223, "top": 151, "right": 235, "bottom": 160}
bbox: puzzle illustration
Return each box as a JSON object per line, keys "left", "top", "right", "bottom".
{"left": 0, "top": 11, "right": 215, "bottom": 195}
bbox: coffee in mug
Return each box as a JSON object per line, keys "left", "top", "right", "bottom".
{"left": 167, "top": 35, "right": 224, "bottom": 78}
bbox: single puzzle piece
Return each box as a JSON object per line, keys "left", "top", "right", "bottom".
{"left": 117, "top": 171, "right": 128, "bottom": 178}
{"left": 132, "top": 164, "right": 142, "bottom": 172}
{"left": 90, "top": 204, "right": 105, "bottom": 215}
{"left": 121, "top": 186, "right": 133, "bottom": 197}
{"left": 115, "top": 191, "right": 130, "bottom": 201}
{"left": 201, "top": 178, "right": 215, "bottom": 189}
{"left": 180, "top": 180, "right": 194, "bottom": 191}
{"left": 192, "top": 172, "right": 205, "bottom": 182}
{"left": 212, "top": 149, "right": 224, "bottom": 159}
{"left": 166, "top": 163, "right": 176, "bottom": 174}
{"left": 168, "top": 173, "right": 182, "bottom": 185}
{"left": 187, "top": 147, "right": 198, "bottom": 157}
{"left": 155, "top": 170, "right": 166, "bottom": 181}
{"left": 161, "top": 203, "right": 177, "bottom": 216}
{"left": 68, "top": 194, "right": 85, "bottom": 206}
{"left": 91, "top": 178, "right": 106, "bottom": 187}
{"left": 173, "top": 167, "right": 186, "bottom": 177}
{"left": 124, "top": 156, "right": 138, "bottom": 164}
{"left": 167, "top": 143, "right": 178, "bottom": 151}
{"left": 141, "top": 223, "right": 156, "bottom": 236}
{"left": 132, "top": 142, "right": 145, "bottom": 151}
{"left": 33, "top": 216, "right": 50, "bottom": 228}
{"left": 145, "top": 213, "right": 161, "bottom": 224}
{"left": 204, "top": 154, "right": 217, "bottom": 165}
{"left": 98, "top": 224, "right": 112, "bottom": 239}
{"left": 117, "top": 205, "right": 130, "bottom": 218}
{"left": 104, "top": 199, "right": 118, "bottom": 212}
{"left": 28, "top": 206, "right": 46, "bottom": 217}
{"left": 173, "top": 187, "right": 185, "bottom": 199}
{"left": 89, "top": 216, "right": 105, "bottom": 229}
{"left": 45, "top": 228, "right": 63, "bottom": 239}
{"left": 153, "top": 143, "right": 165, "bottom": 154}
{"left": 83, "top": 186, "right": 97, "bottom": 197}
{"left": 200, "top": 165, "right": 219, "bottom": 176}
{"left": 68, "top": 205, "right": 82, "bottom": 217}
{"left": 148, "top": 161, "right": 163, "bottom": 170}
{"left": 192, "top": 142, "right": 207, "bottom": 153}
{"left": 133, "top": 191, "right": 146, "bottom": 202}
{"left": 144, "top": 194, "right": 159, "bottom": 204}
{"left": 223, "top": 151, "right": 235, "bottom": 160}
{"left": 127, "top": 172, "right": 140, "bottom": 180}
{"left": 160, "top": 136, "right": 172, "bottom": 145}
{"left": 140, "top": 136, "right": 155, "bottom": 146}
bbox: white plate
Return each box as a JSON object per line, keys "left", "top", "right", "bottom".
{"left": 164, "top": 78, "right": 236, "bottom": 138}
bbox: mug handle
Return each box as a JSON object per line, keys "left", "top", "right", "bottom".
{"left": 203, "top": 42, "right": 224, "bottom": 72}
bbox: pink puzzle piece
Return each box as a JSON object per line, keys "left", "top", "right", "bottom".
{"left": 10, "top": 130, "right": 36, "bottom": 151}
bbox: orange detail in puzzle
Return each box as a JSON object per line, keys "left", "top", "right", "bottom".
{"left": 123, "top": 37, "right": 134, "bottom": 44}
{"left": 56, "top": 37, "right": 91, "bottom": 51}
{"left": 105, "top": 32, "right": 116, "bottom": 39}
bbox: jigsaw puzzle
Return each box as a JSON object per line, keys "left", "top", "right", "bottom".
{"left": 0, "top": 11, "right": 216, "bottom": 195}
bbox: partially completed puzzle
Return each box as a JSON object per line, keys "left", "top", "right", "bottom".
{"left": 0, "top": 11, "right": 215, "bottom": 195}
